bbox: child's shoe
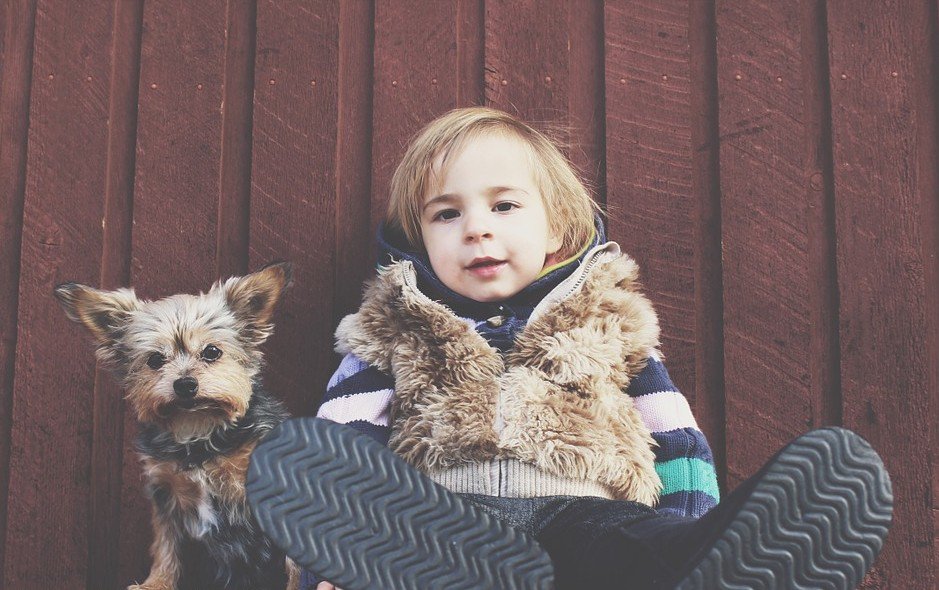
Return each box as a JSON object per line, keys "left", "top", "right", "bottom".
{"left": 672, "top": 427, "right": 893, "bottom": 589}
{"left": 246, "top": 417, "right": 554, "bottom": 590}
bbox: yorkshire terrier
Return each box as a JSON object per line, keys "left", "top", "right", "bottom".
{"left": 54, "top": 262, "right": 299, "bottom": 590}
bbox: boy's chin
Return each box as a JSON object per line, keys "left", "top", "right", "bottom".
{"left": 459, "top": 286, "right": 522, "bottom": 303}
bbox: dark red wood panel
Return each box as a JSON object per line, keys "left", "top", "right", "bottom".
{"left": 0, "top": 0, "right": 37, "bottom": 576}
{"left": 925, "top": 0, "right": 939, "bottom": 572}
{"left": 687, "top": 0, "right": 728, "bottom": 484}
{"left": 485, "top": 0, "right": 568, "bottom": 123}
{"left": 4, "top": 1, "right": 114, "bottom": 586}
{"left": 371, "top": 1, "right": 469, "bottom": 235}
{"left": 122, "top": 1, "right": 228, "bottom": 583}
{"left": 333, "top": 0, "right": 376, "bottom": 325}
{"left": 566, "top": 1, "right": 605, "bottom": 202}
{"left": 715, "top": 0, "right": 816, "bottom": 486}
{"left": 86, "top": 2, "right": 143, "bottom": 588}
{"left": 217, "top": 0, "right": 257, "bottom": 280}
{"left": 604, "top": 1, "right": 700, "bottom": 442}
{"left": 827, "top": 1, "right": 935, "bottom": 587}
{"left": 800, "top": 0, "right": 843, "bottom": 438}
{"left": 250, "top": 0, "right": 340, "bottom": 415}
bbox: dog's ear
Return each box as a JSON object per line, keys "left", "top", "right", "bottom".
{"left": 54, "top": 283, "right": 140, "bottom": 346}
{"left": 219, "top": 262, "right": 293, "bottom": 345}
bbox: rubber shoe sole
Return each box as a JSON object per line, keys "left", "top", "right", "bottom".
{"left": 246, "top": 417, "right": 555, "bottom": 590}
{"left": 674, "top": 427, "right": 893, "bottom": 590}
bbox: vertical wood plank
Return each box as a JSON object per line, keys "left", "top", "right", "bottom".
{"left": 333, "top": 0, "right": 375, "bottom": 325}
{"left": 925, "top": 0, "right": 939, "bottom": 573}
{"left": 688, "top": 0, "right": 728, "bottom": 485}
{"left": 250, "top": 0, "right": 340, "bottom": 415}
{"left": 485, "top": 0, "right": 568, "bottom": 123}
{"left": 86, "top": 1, "right": 143, "bottom": 588}
{"left": 86, "top": 0, "right": 143, "bottom": 588}
{"left": 0, "top": 0, "right": 37, "bottom": 579}
{"left": 715, "top": 0, "right": 815, "bottom": 485}
{"left": 827, "top": 1, "right": 935, "bottom": 586}
{"left": 568, "top": 0, "right": 605, "bottom": 204}
{"left": 457, "top": 0, "right": 485, "bottom": 107}
{"left": 371, "top": 1, "right": 466, "bottom": 236}
{"left": 4, "top": 1, "right": 113, "bottom": 585}
{"left": 801, "top": 0, "right": 843, "bottom": 436}
{"left": 217, "top": 0, "right": 257, "bottom": 279}
{"left": 121, "top": 2, "right": 228, "bottom": 583}
{"left": 604, "top": 0, "right": 699, "bottom": 433}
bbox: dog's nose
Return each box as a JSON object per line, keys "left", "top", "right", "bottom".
{"left": 173, "top": 377, "right": 199, "bottom": 399}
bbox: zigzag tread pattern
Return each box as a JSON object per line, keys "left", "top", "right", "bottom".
{"left": 676, "top": 427, "right": 893, "bottom": 590}
{"left": 247, "top": 417, "right": 554, "bottom": 590}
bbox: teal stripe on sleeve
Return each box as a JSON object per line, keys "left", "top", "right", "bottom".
{"left": 655, "top": 457, "right": 720, "bottom": 499}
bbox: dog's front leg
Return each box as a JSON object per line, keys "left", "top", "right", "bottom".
{"left": 128, "top": 503, "right": 182, "bottom": 590}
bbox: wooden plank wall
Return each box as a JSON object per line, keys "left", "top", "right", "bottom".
{"left": 0, "top": 1, "right": 935, "bottom": 588}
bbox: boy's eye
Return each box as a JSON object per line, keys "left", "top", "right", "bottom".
{"left": 433, "top": 209, "right": 460, "bottom": 221}
{"left": 146, "top": 353, "right": 166, "bottom": 370}
{"left": 494, "top": 202, "right": 518, "bottom": 212}
{"left": 201, "top": 345, "right": 223, "bottom": 362}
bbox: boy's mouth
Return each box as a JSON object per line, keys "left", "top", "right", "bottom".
{"left": 467, "top": 257, "right": 507, "bottom": 277}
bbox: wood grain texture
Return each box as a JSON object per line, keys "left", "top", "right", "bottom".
{"left": 4, "top": 1, "right": 113, "bottom": 585}
{"left": 485, "top": 0, "right": 568, "bottom": 123}
{"left": 827, "top": 1, "right": 934, "bottom": 587}
{"left": 123, "top": 1, "right": 228, "bottom": 583}
{"left": 0, "top": 0, "right": 37, "bottom": 577}
{"left": 250, "top": 0, "right": 340, "bottom": 415}
{"left": 923, "top": 0, "right": 939, "bottom": 576}
{"left": 715, "top": 0, "right": 815, "bottom": 486}
{"left": 605, "top": 0, "right": 699, "bottom": 445}
{"left": 217, "top": 0, "right": 257, "bottom": 280}
{"left": 567, "top": 0, "right": 605, "bottom": 201}
{"left": 333, "top": 0, "right": 375, "bottom": 325}
{"left": 688, "top": 0, "right": 728, "bottom": 488}
{"left": 457, "top": 0, "right": 485, "bottom": 107}
{"left": 87, "top": 2, "right": 143, "bottom": 587}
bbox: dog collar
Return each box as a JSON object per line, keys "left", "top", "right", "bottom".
{"left": 135, "top": 386, "right": 289, "bottom": 470}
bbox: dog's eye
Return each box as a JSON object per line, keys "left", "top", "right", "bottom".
{"left": 201, "top": 345, "right": 222, "bottom": 362}
{"left": 147, "top": 353, "right": 166, "bottom": 370}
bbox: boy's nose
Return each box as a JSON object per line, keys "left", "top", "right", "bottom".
{"left": 464, "top": 228, "right": 493, "bottom": 243}
{"left": 463, "top": 214, "right": 493, "bottom": 242}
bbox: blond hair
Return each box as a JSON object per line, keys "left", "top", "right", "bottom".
{"left": 387, "top": 107, "right": 600, "bottom": 259}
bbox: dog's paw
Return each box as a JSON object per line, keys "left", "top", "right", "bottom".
{"left": 128, "top": 583, "right": 171, "bottom": 590}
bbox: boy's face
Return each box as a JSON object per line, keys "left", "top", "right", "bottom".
{"left": 420, "top": 132, "right": 561, "bottom": 302}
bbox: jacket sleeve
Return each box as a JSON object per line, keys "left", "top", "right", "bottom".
{"left": 627, "top": 351, "right": 720, "bottom": 518}
{"left": 314, "top": 352, "right": 395, "bottom": 445}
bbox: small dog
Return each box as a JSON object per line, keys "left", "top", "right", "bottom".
{"left": 55, "top": 262, "right": 299, "bottom": 590}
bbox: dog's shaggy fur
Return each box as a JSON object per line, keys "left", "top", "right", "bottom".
{"left": 336, "top": 251, "right": 662, "bottom": 504}
{"left": 55, "top": 263, "right": 299, "bottom": 590}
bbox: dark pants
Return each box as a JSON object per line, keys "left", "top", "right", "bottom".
{"left": 462, "top": 480, "right": 755, "bottom": 590}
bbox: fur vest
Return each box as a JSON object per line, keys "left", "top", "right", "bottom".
{"left": 335, "top": 244, "right": 663, "bottom": 505}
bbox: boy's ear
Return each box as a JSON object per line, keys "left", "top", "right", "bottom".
{"left": 547, "top": 232, "right": 563, "bottom": 259}
{"left": 220, "top": 262, "right": 293, "bottom": 344}
{"left": 54, "top": 283, "right": 140, "bottom": 346}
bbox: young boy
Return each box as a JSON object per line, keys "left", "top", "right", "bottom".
{"left": 246, "top": 107, "right": 893, "bottom": 590}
